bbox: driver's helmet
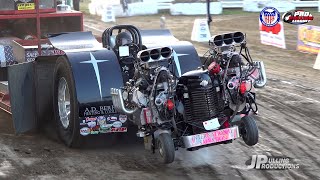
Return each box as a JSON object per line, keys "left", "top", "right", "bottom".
{"left": 115, "top": 31, "right": 132, "bottom": 46}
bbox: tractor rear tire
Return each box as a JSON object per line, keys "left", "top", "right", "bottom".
{"left": 53, "top": 56, "right": 81, "bottom": 147}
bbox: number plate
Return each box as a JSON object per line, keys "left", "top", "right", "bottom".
{"left": 182, "top": 126, "right": 239, "bottom": 148}
{"left": 203, "top": 118, "right": 220, "bottom": 130}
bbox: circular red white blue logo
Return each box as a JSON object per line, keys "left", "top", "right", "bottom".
{"left": 260, "top": 7, "right": 280, "bottom": 27}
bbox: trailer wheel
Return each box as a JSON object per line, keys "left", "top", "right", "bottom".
{"left": 240, "top": 116, "right": 259, "bottom": 146}
{"left": 53, "top": 56, "right": 81, "bottom": 147}
{"left": 157, "top": 133, "right": 175, "bottom": 164}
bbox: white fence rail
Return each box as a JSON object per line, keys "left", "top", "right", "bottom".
{"left": 157, "top": 2, "right": 172, "bottom": 10}
{"left": 220, "top": 1, "right": 243, "bottom": 8}
{"left": 220, "top": 0, "right": 319, "bottom": 8}
{"left": 89, "top": 0, "right": 320, "bottom": 17}
{"left": 292, "top": 1, "right": 319, "bottom": 8}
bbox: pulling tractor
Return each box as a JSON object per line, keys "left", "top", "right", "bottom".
{"left": 0, "top": 1, "right": 267, "bottom": 162}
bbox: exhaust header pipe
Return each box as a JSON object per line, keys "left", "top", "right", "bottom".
{"left": 253, "top": 61, "right": 267, "bottom": 88}
{"left": 111, "top": 88, "right": 138, "bottom": 114}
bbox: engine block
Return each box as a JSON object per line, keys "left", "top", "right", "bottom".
{"left": 178, "top": 69, "right": 224, "bottom": 122}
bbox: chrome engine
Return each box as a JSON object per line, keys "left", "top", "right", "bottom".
{"left": 108, "top": 26, "right": 262, "bottom": 164}
{"left": 111, "top": 31, "right": 264, "bottom": 134}
{"left": 111, "top": 46, "right": 176, "bottom": 126}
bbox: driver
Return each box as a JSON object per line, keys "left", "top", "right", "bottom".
{"left": 115, "top": 31, "right": 135, "bottom": 83}
{"left": 115, "top": 31, "right": 133, "bottom": 47}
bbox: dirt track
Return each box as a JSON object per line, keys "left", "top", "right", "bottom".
{"left": 0, "top": 13, "right": 320, "bottom": 179}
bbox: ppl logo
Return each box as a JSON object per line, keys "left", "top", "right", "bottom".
{"left": 260, "top": 7, "right": 280, "bottom": 27}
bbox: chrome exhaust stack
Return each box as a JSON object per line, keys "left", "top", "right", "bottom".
{"left": 160, "top": 47, "right": 172, "bottom": 59}
{"left": 137, "top": 46, "right": 173, "bottom": 63}
{"left": 210, "top": 32, "right": 245, "bottom": 47}
{"left": 138, "top": 50, "right": 151, "bottom": 62}
{"left": 253, "top": 61, "right": 267, "bottom": 88}
{"left": 110, "top": 88, "right": 138, "bottom": 114}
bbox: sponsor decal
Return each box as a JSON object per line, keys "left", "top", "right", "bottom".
{"left": 85, "top": 117, "right": 97, "bottom": 122}
{"left": 97, "top": 116, "right": 106, "bottom": 120}
{"left": 79, "top": 116, "right": 128, "bottom": 135}
{"left": 97, "top": 116, "right": 107, "bottom": 126}
{"left": 111, "top": 127, "right": 127, "bottom": 132}
{"left": 80, "top": 127, "right": 90, "bottom": 136}
{"left": 199, "top": 21, "right": 209, "bottom": 38}
{"left": 297, "top": 25, "right": 320, "bottom": 54}
{"left": 100, "top": 124, "right": 113, "bottom": 130}
{"left": 119, "top": 115, "right": 127, "bottom": 123}
{"left": 87, "top": 121, "right": 97, "bottom": 128}
{"left": 25, "top": 49, "right": 65, "bottom": 62}
{"left": 283, "top": 10, "right": 313, "bottom": 25}
{"left": 99, "top": 128, "right": 109, "bottom": 133}
{"left": 107, "top": 116, "right": 117, "bottom": 122}
{"left": 113, "top": 121, "right": 122, "bottom": 128}
{"left": 84, "top": 105, "right": 116, "bottom": 116}
{"left": 90, "top": 131, "right": 99, "bottom": 135}
{"left": 15, "top": 0, "right": 35, "bottom": 11}
{"left": 260, "top": 7, "right": 280, "bottom": 27}
{"left": 200, "top": 26, "right": 206, "bottom": 32}
{"left": 190, "top": 127, "right": 238, "bottom": 147}
{"left": 17, "top": 3, "right": 35, "bottom": 10}
{"left": 99, "top": 127, "right": 127, "bottom": 133}
{"left": 90, "top": 125, "right": 100, "bottom": 131}
{"left": 247, "top": 155, "right": 299, "bottom": 170}
{"left": 80, "top": 120, "right": 86, "bottom": 126}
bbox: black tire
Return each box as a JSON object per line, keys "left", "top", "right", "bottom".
{"left": 157, "top": 133, "right": 175, "bottom": 164}
{"left": 240, "top": 116, "right": 259, "bottom": 146}
{"left": 53, "top": 56, "right": 81, "bottom": 147}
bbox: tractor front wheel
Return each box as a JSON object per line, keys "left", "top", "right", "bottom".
{"left": 157, "top": 133, "right": 175, "bottom": 164}
{"left": 240, "top": 116, "right": 259, "bottom": 146}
